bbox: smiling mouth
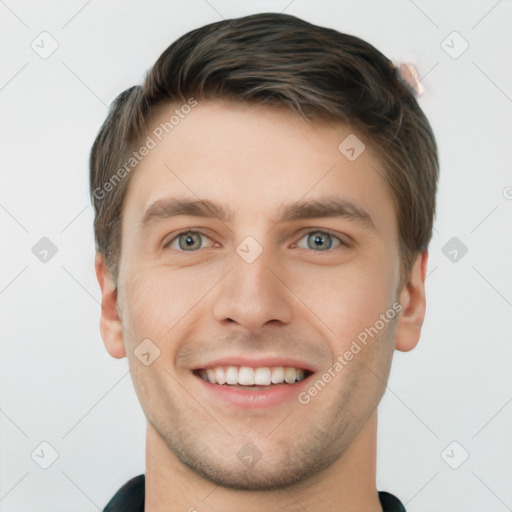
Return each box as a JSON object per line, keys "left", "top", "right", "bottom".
{"left": 193, "top": 365, "right": 312, "bottom": 388}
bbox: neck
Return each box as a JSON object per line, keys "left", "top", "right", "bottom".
{"left": 145, "top": 410, "right": 382, "bottom": 512}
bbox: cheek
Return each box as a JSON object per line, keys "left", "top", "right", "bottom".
{"left": 120, "top": 264, "right": 216, "bottom": 344}
{"left": 293, "top": 256, "right": 398, "bottom": 346}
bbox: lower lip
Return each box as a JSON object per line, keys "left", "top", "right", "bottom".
{"left": 193, "top": 373, "right": 312, "bottom": 409}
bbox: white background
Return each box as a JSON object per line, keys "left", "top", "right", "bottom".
{"left": 0, "top": 0, "right": 511, "bottom": 510}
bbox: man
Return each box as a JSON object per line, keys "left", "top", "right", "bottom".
{"left": 90, "top": 12, "right": 438, "bottom": 512}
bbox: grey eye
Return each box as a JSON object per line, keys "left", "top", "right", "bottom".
{"left": 299, "top": 231, "right": 340, "bottom": 251}
{"left": 177, "top": 232, "right": 204, "bottom": 251}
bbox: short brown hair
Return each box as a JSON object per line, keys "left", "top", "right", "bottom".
{"left": 89, "top": 12, "right": 438, "bottom": 287}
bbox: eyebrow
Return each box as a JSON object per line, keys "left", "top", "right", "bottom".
{"left": 140, "top": 196, "right": 377, "bottom": 231}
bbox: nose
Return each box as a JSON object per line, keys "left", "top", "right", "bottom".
{"left": 212, "top": 243, "right": 293, "bottom": 332}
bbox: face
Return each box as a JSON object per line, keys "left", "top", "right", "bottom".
{"left": 105, "top": 99, "right": 413, "bottom": 490}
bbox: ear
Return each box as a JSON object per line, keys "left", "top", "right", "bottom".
{"left": 94, "top": 252, "right": 126, "bottom": 359}
{"left": 395, "top": 251, "right": 428, "bottom": 352}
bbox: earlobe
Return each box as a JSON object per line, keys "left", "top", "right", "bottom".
{"left": 395, "top": 251, "right": 429, "bottom": 352}
{"left": 94, "top": 253, "right": 126, "bottom": 359}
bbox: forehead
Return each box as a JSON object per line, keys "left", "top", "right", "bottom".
{"left": 122, "top": 99, "right": 396, "bottom": 236}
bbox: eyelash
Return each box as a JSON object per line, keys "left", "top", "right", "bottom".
{"left": 162, "top": 229, "right": 350, "bottom": 252}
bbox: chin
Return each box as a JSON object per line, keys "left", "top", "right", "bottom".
{"left": 175, "top": 442, "right": 337, "bottom": 491}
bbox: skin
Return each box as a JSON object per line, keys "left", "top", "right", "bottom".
{"left": 95, "top": 99, "right": 428, "bottom": 512}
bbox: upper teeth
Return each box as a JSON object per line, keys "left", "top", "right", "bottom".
{"left": 199, "top": 366, "right": 306, "bottom": 386}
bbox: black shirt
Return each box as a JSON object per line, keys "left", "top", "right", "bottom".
{"left": 103, "top": 474, "right": 407, "bottom": 511}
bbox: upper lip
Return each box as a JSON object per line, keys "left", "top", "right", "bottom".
{"left": 192, "top": 356, "right": 318, "bottom": 373}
